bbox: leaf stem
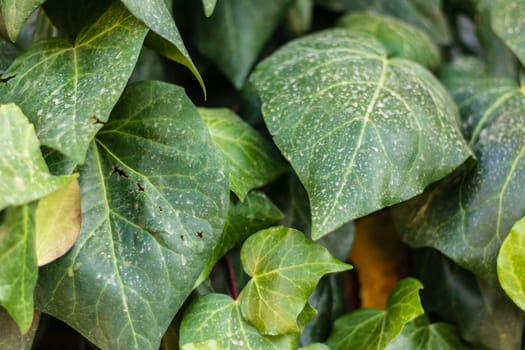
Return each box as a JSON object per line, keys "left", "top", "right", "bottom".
{"left": 223, "top": 254, "right": 239, "bottom": 299}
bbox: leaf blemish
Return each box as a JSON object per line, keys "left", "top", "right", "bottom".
{"left": 91, "top": 115, "right": 106, "bottom": 125}
{"left": 111, "top": 165, "right": 129, "bottom": 179}
{"left": 196, "top": 231, "right": 203, "bottom": 239}
{"left": 180, "top": 234, "right": 184, "bottom": 241}
{"left": 137, "top": 183, "right": 145, "bottom": 192}
{"left": 0, "top": 74, "right": 16, "bottom": 83}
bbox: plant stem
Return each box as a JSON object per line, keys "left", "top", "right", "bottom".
{"left": 223, "top": 254, "right": 239, "bottom": 299}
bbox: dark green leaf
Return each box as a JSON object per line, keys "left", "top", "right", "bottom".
{"left": 0, "top": 308, "right": 39, "bottom": 350}
{"left": 129, "top": 46, "right": 165, "bottom": 83}
{"left": 0, "top": 36, "right": 19, "bottom": 73}
{"left": 202, "top": 0, "right": 217, "bottom": 17}
{"left": 36, "top": 81, "right": 229, "bottom": 350}
{"left": 250, "top": 29, "right": 471, "bottom": 239}
{"left": 239, "top": 227, "right": 351, "bottom": 335}
{"left": 0, "top": 103, "right": 75, "bottom": 210}
{"left": 189, "top": 0, "right": 294, "bottom": 88}
{"left": 179, "top": 294, "right": 296, "bottom": 350}
{"left": 199, "top": 107, "right": 287, "bottom": 200}
{"left": 0, "top": 205, "right": 37, "bottom": 333}
{"left": 326, "top": 278, "right": 424, "bottom": 350}
{"left": 394, "top": 60, "right": 525, "bottom": 283}
{"left": 491, "top": 0, "right": 525, "bottom": 67}
{"left": 387, "top": 315, "right": 469, "bottom": 350}
{"left": 0, "top": 0, "right": 44, "bottom": 41}
{"left": 0, "top": 3, "right": 148, "bottom": 164}
{"left": 337, "top": 12, "right": 440, "bottom": 68}
{"left": 497, "top": 216, "right": 525, "bottom": 311}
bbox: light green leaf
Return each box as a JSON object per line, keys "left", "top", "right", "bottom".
{"left": 35, "top": 178, "right": 81, "bottom": 266}
{"left": 0, "top": 205, "right": 37, "bottom": 334}
{"left": 120, "top": 0, "right": 204, "bottom": 93}
{"left": 387, "top": 315, "right": 468, "bottom": 350}
{"left": 0, "top": 3, "right": 148, "bottom": 164}
{"left": 287, "top": 0, "right": 314, "bottom": 35}
{"left": 0, "top": 37, "right": 19, "bottom": 73}
{"left": 0, "top": 308, "right": 40, "bottom": 350}
{"left": 491, "top": 0, "right": 525, "bottom": 67}
{"left": 199, "top": 107, "right": 287, "bottom": 200}
{"left": 0, "top": 0, "right": 44, "bottom": 41}
{"left": 180, "top": 294, "right": 296, "bottom": 350}
{"left": 0, "top": 103, "right": 74, "bottom": 210}
{"left": 326, "top": 278, "right": 424, "bottom": 350}
{"left": 300, "top": 343, "right": 330, "bottom": 350}
{"left": 239, "top": 226, "right": 351, "bottom": 335}
{"left": 36, "top": 81, "right": 229, "bottom": 350}
{"left": 202, "top": 0, "right": 217, "bottom": 17}
{"left": 189, "top": 0, "right": 294, "bottom": 88}
{"left": 250, "top": 29, "right": 471, "bottom": 239}
{"left": 498, "top": 216, "right": 525, "bottom": 311}
{"left": 337, "top": 12, "right": 440, "bottom": 68}
{"left": 195, "top": 191, "right": 283, "bottom": 287}
{"left": 394, "top": 60, "right": 525, "bottom": 283}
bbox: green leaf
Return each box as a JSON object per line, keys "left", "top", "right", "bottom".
{"left": 120, "top": 0, "right": 204, "bottom": 93}
{"left": 35, "top": 178, "right": 81, "bottom": 266}
{"left": 199, "top": 107, "right": 287, "bottom": 200}
{"left": 299, "top": 344, "right": 330, "bottom": 350}
{"left": 0, "top": 103, "right": 74, "bottom": 210}
{"left": 0, "top": 0, "right": 44, "bottom": 41}
{"left": 0, "top": 3, "right": 148, "bottom": 164}
{"left": 239, "top": 226, "right": 351, "bottom": 335}
{"left": 202, "top": 0, "right": 217, "bottom": 17}
{"left": 179, "top": 294, "right": 296, "bottom": 350}
{"left": 35, "top": 81, "right": 229, "bottom": 350}
{"left": 195, "top": 191, "right": 283, "bottom": 287}
{"left": 497, "top": 216, "right": 525, "bottom": 311}
{"left": 189, "top": 0, "right": 294, "bottom": 88}
{"left": 491, "top": 0, "right": 525, "bottom": 67}
{"left": 337, "top": 12, "right": 440, "bottom": 68}
{"left": 394, "top": 60, "right": 525, "bottom": 283}
{"left": 0, "top": 36, "right": 19, "bottom": 73}
{"left": 0, "top": 308, "right": 39, "bottom": 350}
{"left": 0, "top": 205, "right": 37, "bottom": 334}
{"left": 326, "top": 278, "right": 424, "bottom": 350}
{"left": 250, "top": 29, "right": 471, "bottom": 239}
{"left": 387, "top": 315, "right": 468, "bottom": 350}
{"left": 287, "top": 0, "right": 314, "bottom": 35}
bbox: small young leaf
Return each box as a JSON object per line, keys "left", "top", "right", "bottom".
{"left": 326, "top": 278, "right": 424, "bottom": 350}
{"left": 0, "top": 205, "right": 37, "bottom": 334}
{"left": 202, "top": 0, "right": 217, "bottom": 17}
{"left": 179, "top": 294, "right": 296, "bottom": 350}
{"left": 0, "top": 2, "right": 148, "bottom": 164}
{"left": 497, "top": 216, "right": 525, "bottom": 311}
{"left": 0, "top": 0, "right": 45, "bottom": 41}
{"left": 35, "top": 178, "right": 81, "bottom": 266}
{"left": 199, "top": 107, "right": 287, "bottom": 200}
{"left": 250, "top": 29, "right": 471, "bottom": 239}
{"left": 491, "top": 0, "right": 525, "bottom": 67}
{"left": 0, "top": 308, "right": 40, "bottom": 350}
{"left": 337, "top": 12, "right": 440, "bottom": 68}
{"left": 0, "top": 103, "right": 74, "bottom": 210}
{"left": 239, "top": 227, "right": 351, "bottom": 335}
{"left": 36, "top": 81, "right": 229, "bottom": 350}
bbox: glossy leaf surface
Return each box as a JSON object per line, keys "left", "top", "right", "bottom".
{"left": 36, "top": 81, "right": 229, "bottom": 350}
{"left": 250, "top": 29, "right": 471, "bottom": 239}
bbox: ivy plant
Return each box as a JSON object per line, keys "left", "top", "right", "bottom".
{"left": 1, "top": 0, "right": 525, "bottom": 349}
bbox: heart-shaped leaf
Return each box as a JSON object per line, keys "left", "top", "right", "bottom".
{"left": 36, "top": 81, "right": 229, "bottom": 350}
{"left": 239, "top": 226, "right": 351, "bottom": 335}
{"left": 497, "top": 216, "right": 525, "bottom": 311}
{"left": 199, "top": 107, "right": 287, "bottom": 200}
{"left": 491, "top": 0, "right": 525, "bottom": 66}
{"left": 0, "top": 0, "right": 45, "bottom": 41}
{"left": 326, "top": 278, "right": 424, "bottom": 350}
{"left": 0, "top": 103, "right": 75, "bottom": 210}
{"left": 0, "top": 3, "right": 148, "bottom": 164}
{"left": 250, "top": 29, "right": 471, "bottom": 239}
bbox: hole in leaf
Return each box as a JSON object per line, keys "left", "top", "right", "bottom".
{"left": 0, "top": 74, "right": 16, "bottom": 83}
{"left": 196, "top": 231, "right": 203, "bottom": 239}
{"left": 111, "top": 166, "right": 129, "bottom": 179}
{"left": 91, "top": 115, "right": 105, "bottom": 125}
{"left": 136, "top": 183, "right": 145, "bottom": 192}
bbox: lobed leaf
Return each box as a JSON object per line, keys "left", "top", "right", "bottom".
{"left": 0, "top": 0, "right": 45, "bottom": 41}
{"left": 239, "top": 226, "right": 351, "bottom": 335}
{"left": 250, "top": 29, "right": 471, "bottom": 239}
{"left": 0, "top": 3, "right": 148, "bottom": 164}
{"left": 35, "top": 81, "right": 229, "bottom": 350}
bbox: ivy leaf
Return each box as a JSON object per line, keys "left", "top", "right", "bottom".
{"left": 326, "top": 278, "right": 424, "bottom": 350}
{"left": 394, "top": 60, "right": 525, "bottom": 283}
{"left": 497, "top": 216, "right": 525, "bottom": 311}
{"left": 0, "top": 3, "right": 148, "bottom": 164}
{"left": 179, "top": 294, "right": 296, "bottom": 350}
{"left": 0, "top": 103, "right": 75, "bottom": 210}
{"left": 199, "top": 108, "right": 287, "bottom": 200}
{"left": 0, "top": 205, "right": 37, "bottom": 334}
{"left": 0, "top": 37, "right": 19, "bottom": 73}
{"left": 35, "top": 178, "right": 81, "bottom": 266}
{"left": 287, "top": 0, "right": 314, "bottom": 35}
{"left": 120, "top": 0, "right": 204, "bottom": 93}
{"left": 491, "top": 0, "right": 525, "bottom": 67}
{"left": 0, "top": 0, "right": 44, "bottom": 41}
{"left": 387, "top": 315, "right": 468, "bottom": 350}
{"left": 0, "top": 308, "right": 40, "bottom": 350}
{"left": 202, "top": 0, "right": 217, "bottom": 17}
{"left": 189, "top": 0, "right": 294, "bottom": 88}
{"left": 299, "top": 344, "right": 330, "bottom": 350}
{"left": 36, "top": 81, "right": 229, "bottom": 350}
{"left": 337, "top": 12, "right": 440, "bottom": 68}
{"left": 239, "top": 227, "right": 351, "bottom": 335}
{"left": 250, "top": 29, "right": 471, "bottom": 239}
{"left": 196, "top": 191, "right": 283, "bottom": 287}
